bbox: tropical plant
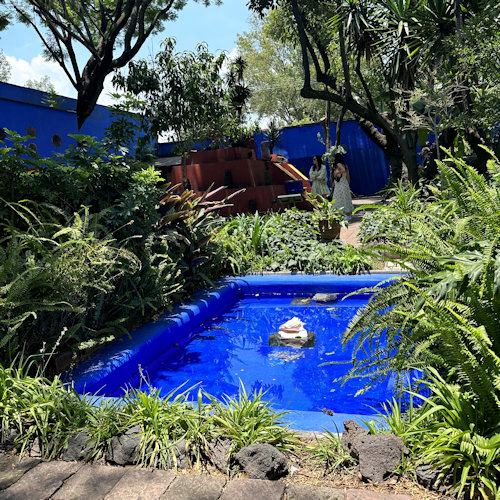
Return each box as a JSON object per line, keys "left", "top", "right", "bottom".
{"left": 206, "top": 384, "right": 297, "bottom": 455}
{"left": 0, "top": 362, "right": 97, "bottom": 459}
{"left": 308, "top": 193, "right": 346, "bottom": 227}
{"left": 330, "top": 151, "right": 500, "bottom": 496}
{"left": 358, "top": 180, "right": 426, "bottom": 244}
{"left": 213, "top": 209, "right": 371, "bottom": 275}
{"left": 414, "top": 369, "right": 500, "bottom": 499}
{"left": 0, "top": 201, "right": 140, "bottom": 365}
{"left": 264, "top": 119, "right": 282, "bottom": 154}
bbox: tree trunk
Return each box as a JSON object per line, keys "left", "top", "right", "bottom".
{"left": 465, "top": 126, "right": 489, "bottom": 174}
{"left": 76, "top": 55, "right": 112, "bottom": 129}
{"left": 325, "top": 97, "right": 331, "bottom": 152}
{"left": 320, "top": 92, "right": 331, "bottom": 154}
{"left": 403, "top": 131, "right": 419, "bottom": 182}
{"left": 356, "top": 117, "right": 404, "bottom": 181}
{"left": 335, "top": 107, "right": 346, "bottom": 147}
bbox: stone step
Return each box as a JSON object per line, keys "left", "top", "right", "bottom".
{"left": 0, "top": 455, "right": 423, "bottom": 500}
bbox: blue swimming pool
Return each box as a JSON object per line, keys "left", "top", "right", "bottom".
{"left": 70, "top": 274, "right": 402, "bottom": 430}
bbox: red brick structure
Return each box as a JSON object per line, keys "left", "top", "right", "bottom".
{"left": 170, "top": 147, "right": 311, "bottom": 215}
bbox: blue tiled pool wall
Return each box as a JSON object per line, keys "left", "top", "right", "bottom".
{"left": 70, "top": 274, "right": 399, "bottom": 398}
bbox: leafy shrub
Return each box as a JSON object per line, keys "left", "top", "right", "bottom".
{"left": 213, "top": 209, "right": 372, "bottom": 275}
{"left": 206, "top": 384, "right": 296, "bottom": 455}
{"left": 0, "top": 127, "right": 247, "bottom": 364}
{"left": 337, "top": 152, "right": 500, "bottom": 498}
{"left": 415, "top": 370, "right": 500, "bottom": 499}
{"left": 0, "top": 202, "right": 140, "bottom": 364}
{"left": 358, "top": 181, "right": 426, "bottom": 244}
{"left": 0, "top": 131, "right": 163, "bottom": 240}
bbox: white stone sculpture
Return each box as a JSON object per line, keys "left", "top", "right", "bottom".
{"left": 278, "top": 317, "right": 307, "bottom": 340}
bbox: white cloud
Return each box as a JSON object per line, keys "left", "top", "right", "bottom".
{"left": 4, "top": 54, "right": 116, "bottom": 106}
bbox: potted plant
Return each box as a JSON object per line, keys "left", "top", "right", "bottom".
{"left": 307, "top": 194, "right": 347, "bottom": 240}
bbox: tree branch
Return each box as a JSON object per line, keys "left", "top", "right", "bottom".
{"left": 10, "top": 3, "right": 78, "bottom": 88}
{"left": 112, "top": 0, "right": 175, "bottom": 68}
{"left": 355, "top": 51, "right": 376, "bottom": 111}
{"left": 26, "top": 0, "right": 98, "bottom": 55}
{"left": 338, "top": 24, "right": 351, "bottom": 97}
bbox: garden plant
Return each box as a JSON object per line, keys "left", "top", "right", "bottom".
{"left": 340, "top": 152, "right": 500, "bottom": 498}
{"left": 1, "top": 0, "right": 499, "bottom": 497}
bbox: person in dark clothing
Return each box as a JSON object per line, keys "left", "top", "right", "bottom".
{"left": 421, "top": 145, "right": 438, "bottom": 180}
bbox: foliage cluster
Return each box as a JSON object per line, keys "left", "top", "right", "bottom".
{"left": 359, "top": 181, "right": 426, "bottom": 244}
{"left": 0, "top": 131, "right": 229, "bottom": 366}
{"left": 236, "top": 11, "right": 325, "bottom": 125}
{"left": 113, "top": 40, "right": 254, "bottom": 167}
{"left": 0, "top": 365, "right": 295, "bottom": 468}
{"left": 213, "top": 209, "right": 371, "bottom": 275}
{"left": 1, "top": 0, "right": 222, "bottom": 127}
{"left": 340, "top": 153, "right": 500, "bottom": 498}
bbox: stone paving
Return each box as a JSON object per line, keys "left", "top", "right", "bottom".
{"left": 0, "top": 454, "right": 418, "bottom": 500}
{"left": 339, "top": 195, "right": 382, "bottom": 248}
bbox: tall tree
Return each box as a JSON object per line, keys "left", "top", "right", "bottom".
{"left": 248, "top": 0, "right": 496, "bottom": 180}
{"left": 236, "top": 12, "right": 324, "bottom": 125}
{"left": 6, "top": 0, "right": 220, "bottom": 128}
{"left": 247, "top": 0, "right": 420, "bottom": 180}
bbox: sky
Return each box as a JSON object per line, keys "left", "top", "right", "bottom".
{"left": 0, "top": 0, "right": 252, "bottom": 104}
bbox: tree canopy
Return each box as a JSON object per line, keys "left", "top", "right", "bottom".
{"left": 4, "top": 0, "right": 220, "bottom": 128}
{"left": 248, "top": 0, "right": 499, "bottom": 180}
{"left": 236, "top": 12, "right": 324, "bottom": 126}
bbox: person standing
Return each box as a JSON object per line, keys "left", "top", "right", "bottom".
{"left": 309, "top": 155, "right": 329, "bottom": 197}
{"left": 332, "top": 153, "right": 353, "bottom": 218}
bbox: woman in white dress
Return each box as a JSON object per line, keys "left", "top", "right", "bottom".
{"left": 332, "top": 153, "right": 353, "bottom": 217}
{"left": 309, "top": 155, "right": 329, "bottom": 197}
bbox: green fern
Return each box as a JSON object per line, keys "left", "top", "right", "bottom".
{"left": 337, "top": 150, "right": 500, "bottom": 415}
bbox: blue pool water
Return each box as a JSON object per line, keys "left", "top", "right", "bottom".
{"left": 119, "top": 294, "right": 387, "bottom": 415}
{"left": 70, "top": 275, "right": 403, "bottom": 430}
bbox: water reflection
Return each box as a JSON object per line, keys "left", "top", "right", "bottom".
{"left": 126, "top": 296, "right": 391, "bottom": 414}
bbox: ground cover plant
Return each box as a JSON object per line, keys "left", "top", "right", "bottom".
{"left": 0, "top": 363, "right": 297, "bottom": 468}
{"left": 213, "top": 209, "right": 371, "bottom": 275}
{"left": 338, "top": 152, "right": 500, "bottom": 498}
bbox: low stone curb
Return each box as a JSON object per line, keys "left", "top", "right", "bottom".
{"left": 0, "top": 455, "right": 419, "bottom": 500}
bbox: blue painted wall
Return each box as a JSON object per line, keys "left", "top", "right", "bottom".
{"left": 0, "top": 82, "right": 115, "bottom": 158}
{"left": 158, "top": 120, "right": 391, "bottom": 196}
{"left": 255, "top": 121, "right": 390, "bottom": 196}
